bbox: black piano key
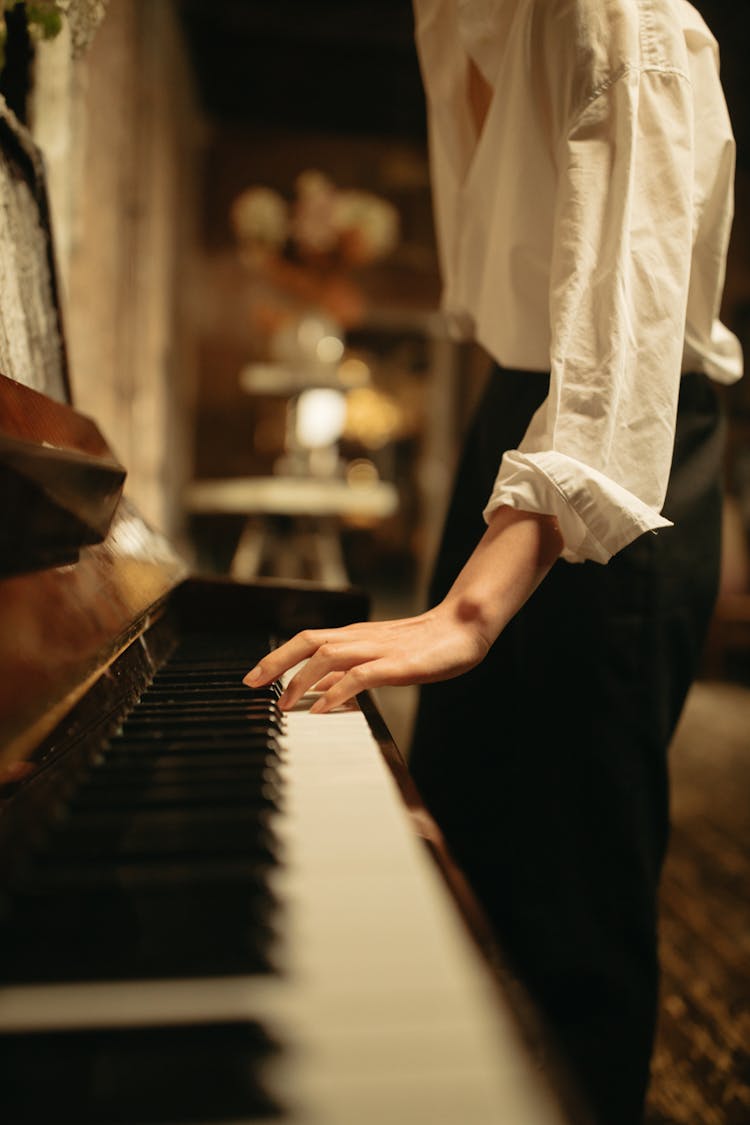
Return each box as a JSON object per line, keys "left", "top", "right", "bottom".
{"left": 126, "top": 723, "right": 286, "bottom": 740}
{"left": 107, "top": 728, "right": 280, "bottom": 745}
{"left": 145, "top": 679, "right": 273, "bottom": 695}
{"left": 100, "top": 745, "right": 282, "bottom": 767}
{"left": 82, "top": 762, "right": 281, "bottom": 790}
{"left": 110, "top": 727, "right": 282, "bottom": 747}
{"left": 69, "top": 777, "right": 282, "bottom": 811}
{"left": 148, "top": 661, "right": 275, "bottom": 675}
{"left": 129, "top": 702, "right": 280, "bottom": 717}
{"left": 4, "top": 855, "right": 280, "bottom": 982}
{"left": 3, "top": 887, "right": 278, "bottom": 981}
{"left": 0, "top": 1022, "right": 285, "bottom": 1122}
{"left": 145, "top": 682, "right": 264, "bottom": 694}
{"left": 166, "top": 643, "right": 259, "bottom": 654}
{"left": 156, "top": 682, "right": 282, "bottom": 702}
{"left": 123, "top": 714, "right": 283, "bottom": 734}
{"left": 155, "top": 658, "right": 250, "bottom": 666}
{"left": 81, "top": 760, "right": 280, "bottom": 783}
{"left": 161, "top": 658, "right": 266, "bottom": 668}
{"left": 1, "top": 630, "right": 290, "bottom": 986}
{"left": 17, "top": 853, "right": 277, "bottom": 891}
{"left": 45, "top": 806, "right": 281, "bottom": 864}
{"left": 125, "top": 715, "right": 284, "bottom": 733}
{"left": 97, "top": 755, "right": 282, "bottom": 775}
{"left": 94, "top": 750, "right": 284, "bottom": 773}
{"left": 154, "top": 651, "right": 255, "bottom": 660}
{"left": 139, "top": 684, "right": 269, "bottom": 698}
{"left": 136, "top": 688, "right": 278, "bottom": 701}
{"left": 120, "top": 718, "right": 281, "bottom": 737}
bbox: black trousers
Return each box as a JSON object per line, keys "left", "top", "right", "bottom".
{"left": 409, "top": 366, "right": 724, "bottom": 1125}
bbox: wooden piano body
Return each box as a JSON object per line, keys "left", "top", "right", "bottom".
{"left": 0, "top": 100, "right": 576, "bottom": 1124}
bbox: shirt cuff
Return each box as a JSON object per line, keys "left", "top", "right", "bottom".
{"left": 482, "top": 450, "right": 673, "bottom": 564}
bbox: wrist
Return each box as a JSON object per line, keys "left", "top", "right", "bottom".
{"left": 445, "top": 506, "right": 564, "bottom": 643}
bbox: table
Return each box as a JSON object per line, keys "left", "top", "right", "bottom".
{"left": 184, "top": 475, "right": 399, "bottom": 587}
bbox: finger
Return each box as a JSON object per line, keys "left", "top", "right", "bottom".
{"left": 308, "top": 658, "right": 391, "bottom": 714}
{"left": 277, "top": 640, "right": 388, "bottom": 710}
{"left": 307, "top": 639, "right": 461, "bottom": 714}
{"left": 310, "top": 652, "right": 420, "bottom": 711}
{"left": 243, "top": 616, "right": 416, "bottom": 688}
{"left": 242, "top": 628, "right": 336, "bottom": 687}
{"left": 309, "top": 670, "right": 346, "bottom": 692}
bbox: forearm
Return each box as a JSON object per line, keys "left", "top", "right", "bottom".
{"left": 244, "top": 507, "right": 564, "bottom": 711}
{"left": 443, "top": 505, "right": 564, "bottom": 646}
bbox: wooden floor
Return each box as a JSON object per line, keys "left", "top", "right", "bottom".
{"left": 645, "top": 678, "right": 750, "bottom": 1125}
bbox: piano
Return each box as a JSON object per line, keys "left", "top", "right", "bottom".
{"left": 0, "top": 100, "right": 580, "bottom": 1125}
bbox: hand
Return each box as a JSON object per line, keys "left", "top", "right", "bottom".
{"left": 243, "top": 506, "right": 564, "bottom": 714}
{"left": 242, "top": 600, "right": 493, "bottom": 714}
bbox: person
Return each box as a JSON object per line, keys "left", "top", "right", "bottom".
{"left": 243, "top": 1, "right": 744, "bottom": 1121}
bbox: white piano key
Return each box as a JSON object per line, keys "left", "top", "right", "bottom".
{"left": 265, "top": 697, "right": 568, "bottom": 1125}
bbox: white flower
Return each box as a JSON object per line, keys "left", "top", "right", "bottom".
{"left": 230, "top": 187, "right": 289, "bottom": 250}
{"left": 295, "top": 169, "right": 335, "bottom": 199}
{"left": 332, "top": 190, "right": 400, "bottom": 264}
{"left": 290, "top": 170, "right": 339, "bottom": 256}
{"left": 229, "top": 170, "right": 401, "bottom": 271}
{"left": 64, "top": 0, "right": 109, "bottom": 56}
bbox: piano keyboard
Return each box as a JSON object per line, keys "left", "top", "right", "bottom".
{"left": 0, "top": 633, "right": 568, "bottom": 1125}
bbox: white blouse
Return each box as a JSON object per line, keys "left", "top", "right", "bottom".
{"left": 413, "top": 0, "right": 744, "bottom": 562}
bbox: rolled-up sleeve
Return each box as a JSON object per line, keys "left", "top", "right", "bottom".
{"left": 484, "top": 64, "right": 696, "bottom": 563}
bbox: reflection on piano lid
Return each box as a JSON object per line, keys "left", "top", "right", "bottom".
{"left": 0, "top": 372, "right": 127, "bottom": 578}
{"left": 0, "top": 97, "right": 584, "bottom": 1125}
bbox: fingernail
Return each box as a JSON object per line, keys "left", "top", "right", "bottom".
{"left": 309, "top": 698, "right": 325, "bottom": 714}
{"left": 243, "top": 667, "right": 261, "bottom": 686}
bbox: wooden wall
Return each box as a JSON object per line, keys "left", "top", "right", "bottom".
{"left": 30, "top": 0, "right": 203, "bottom": 542}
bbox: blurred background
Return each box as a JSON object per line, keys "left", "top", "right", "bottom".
{"left": 1, "top": 3, "right": 748, "bottom": 1120}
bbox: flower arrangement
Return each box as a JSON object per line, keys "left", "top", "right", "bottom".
{"left": 230, "top": 170, "right": 400, "bottom": 331}
{"left": 231, "top": 169, "right": 399, "bottom": 271}
{"left": 0, "top": 0, "right": 108, "bottom": 70}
